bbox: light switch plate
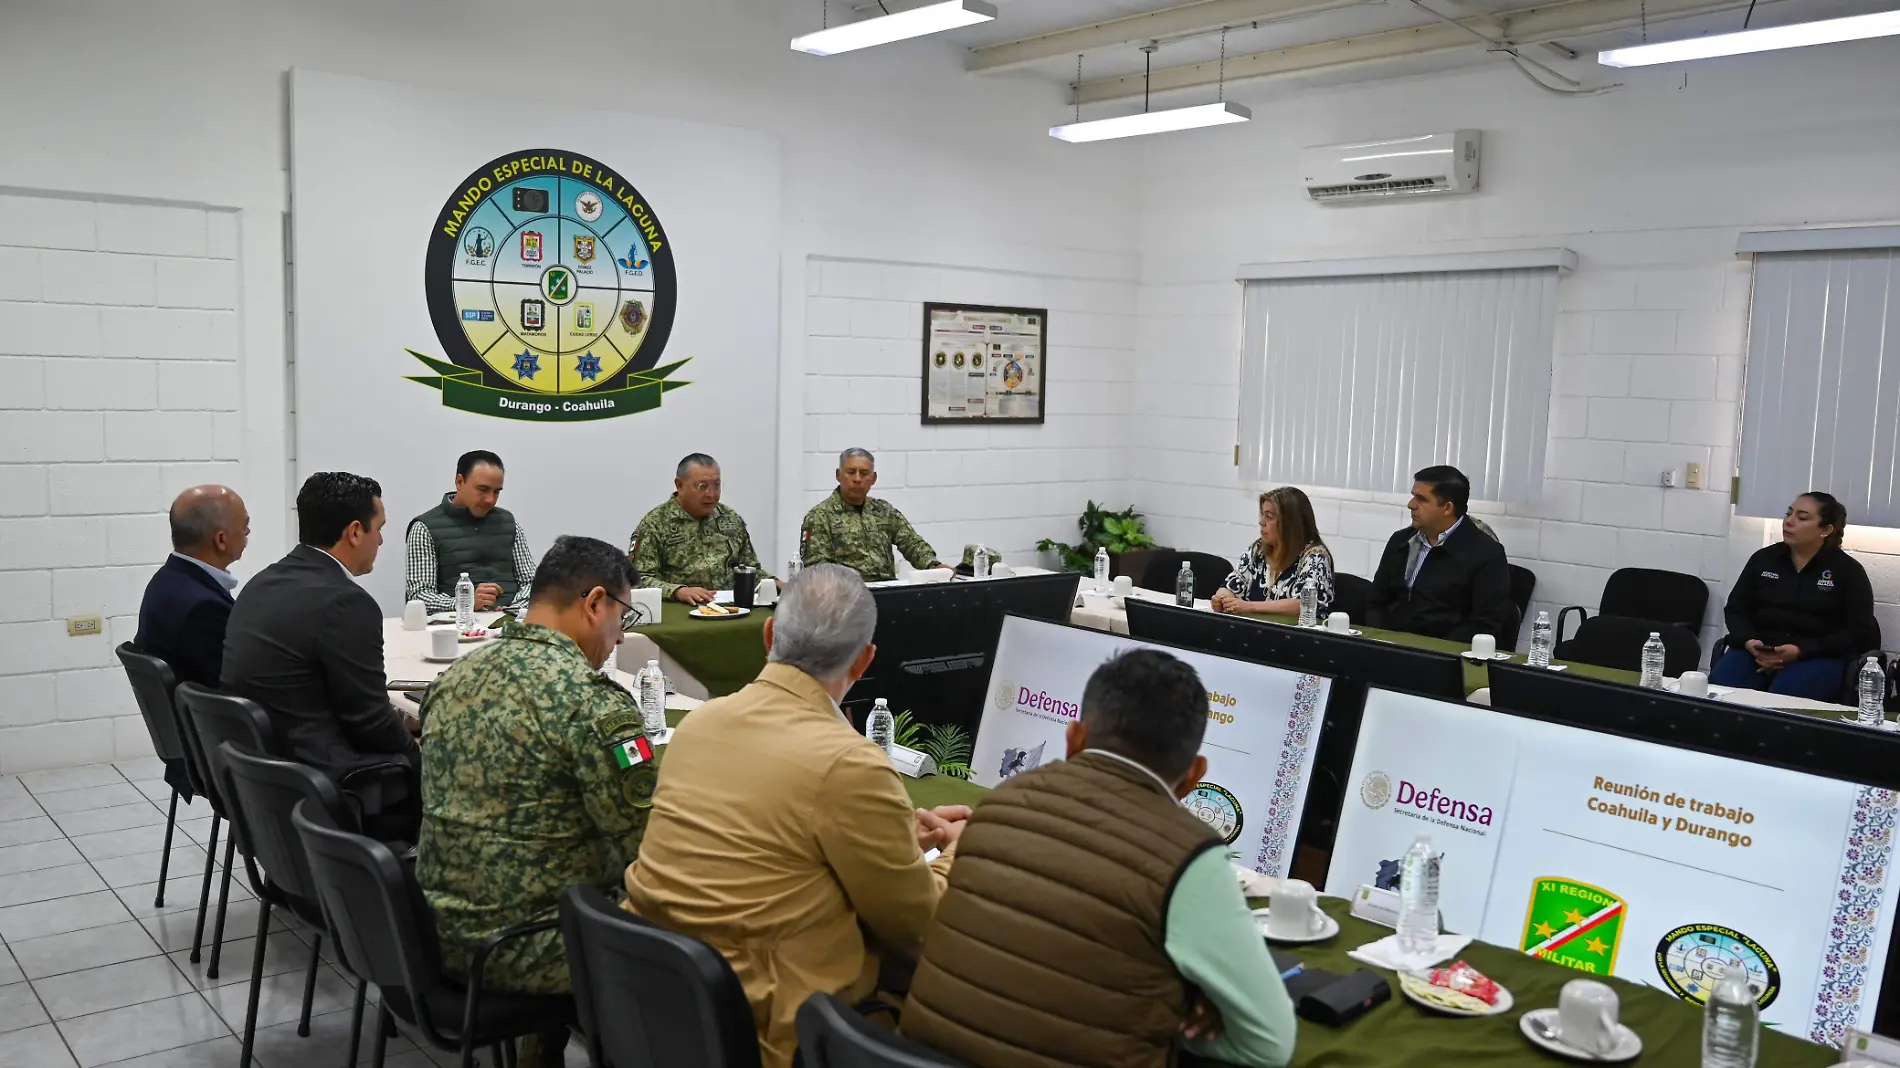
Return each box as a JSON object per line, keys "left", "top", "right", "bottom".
{"left": 1686, "top": 461, "right": 1704, "bottom": 490}
{"left": 66, "top": 615, "right": 102, "bottom": 637}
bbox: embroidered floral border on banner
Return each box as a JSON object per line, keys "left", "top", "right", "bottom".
{"left": 1253, "top": 672, "right": 1327, "bottom": 875}
{"left": 1810, "top": 786, "right": 1898, "bottom": 1046}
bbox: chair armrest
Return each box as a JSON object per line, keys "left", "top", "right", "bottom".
{"left": 459, "top": 918, "right": 563, "bottom": 1053}
{"left": 1556, "top": 605, "right": 1587, "bottom": 645}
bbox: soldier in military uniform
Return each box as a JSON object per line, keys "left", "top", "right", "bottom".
{"left": 799, "top": 447, "right": 941, "bottom": 583}
{"left": 629, "top": 452, "right": 768, "bottom": 605}
{"left": 418, "top": 534, "right": 653, "bottom": 1062}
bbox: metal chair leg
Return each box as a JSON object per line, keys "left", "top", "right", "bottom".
{"left": 371, "top": 1002, "right": 391, "bottom": 1068}
{"left": 154, "top": 790, "right": 179, "bottom": 908}
{"left": 298, "top": 932, "right": 322, "bottom": 1036}
{"left": 190, "top": 813, "right": 222, "bottom": 963}
{"left": 239, "top": 899, "right": 271, "bottom": 1068}
{"left": 344, "top": 979, "right": 367, "bottom": 1068}
{"left": 207, "top": 835, "right": 236, "bottom": 979}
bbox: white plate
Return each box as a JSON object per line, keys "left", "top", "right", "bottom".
{"left": 1518, "top": 1008, "right": 1642, "bottom": 1062}
{"left": 421, "top": 652, "right": 465, "bottom": 664}
{"left": 1250, "top": 908, "right": 1340, "bottom": 944}
{"left": 1397, "top": 970, "right": 1514, "bottom": 1017}
{"left": 1461, "top": 651, "right": 1514, "bottom": 662}
{"left": 688, "top": 605, "right": 751, "bottom": 620}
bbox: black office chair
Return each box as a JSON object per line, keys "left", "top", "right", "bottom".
{"left": 795, "top": 992, "right": 967, "bottom": 1068}
{"left": 1557, "top": 567, "right": 1708, "bottom": 645}
{"left": 1554, "top": 615, "right": 1702, "bottom": 678}
{"left": 113, "top": 644, "right": 199, "bottom": 907}
{"left": 293, "top": 802, "right": 574, "bottom": 1068}
{"left": 1330, "top": 573, "right": 1371, "bottom": 621}
{"left": 175, "top": 684, "right": 282, "bottom": 981}
{"left": 559, "top": 884, "right": 761, "bottom": 1068}
{"left": 1499, "top": 600, "right": 1524, "bottom": 655}
{"left": 1508, "top": 565, "right": 1537, "bottom": 631}
{"left": 1138, "top": 551, "right": 1233, "bottom": 601}
{"left": 216, "top": 745, "right": 372, "bottom": 1067}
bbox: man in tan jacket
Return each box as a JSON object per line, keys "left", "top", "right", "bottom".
{"left": 623, "top": 564, "right": 965, "bottom": 1068}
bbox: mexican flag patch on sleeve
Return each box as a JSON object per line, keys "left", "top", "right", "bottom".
{"left": 613, "top": 735, "right": 654, "bottom": 769}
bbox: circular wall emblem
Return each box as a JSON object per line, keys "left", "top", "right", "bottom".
{"left": 420, "top": 149, "right": 678, "bottom": 420}
{"left": 1185, "top": 783, "right": 1243, "bottom": 843}
{"left": 1655, "top": 924, "right": 1780, "bottom": 1009}
{"left": 1360, "top": 771, "right": 1393, "bottom": 810}
{"left": 993, "top": 679, "right": 1015, "bottom": 711}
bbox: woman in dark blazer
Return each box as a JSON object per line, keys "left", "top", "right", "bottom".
{"left": 1710, "top": 491, "right": 1880, "bottom": 700}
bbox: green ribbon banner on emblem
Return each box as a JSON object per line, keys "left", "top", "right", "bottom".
{"left": 404, "top": 350, "right": 690, "bottom": 422}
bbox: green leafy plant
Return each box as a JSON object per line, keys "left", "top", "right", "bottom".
{"left": 891, "top": 709, "right": 923, "bottom": 749}
{"left": 888, "top": 710, "right": 973, "bottom": 779}
{"left": 1037, "top": 500, "right": 1157, "bottom": 573}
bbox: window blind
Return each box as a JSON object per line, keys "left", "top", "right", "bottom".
{"left": 1237, "top": 266, "right": 1559, "bottom": 503}
{"left": 1738, "top": 246, "right": 1900, "bottom": 526}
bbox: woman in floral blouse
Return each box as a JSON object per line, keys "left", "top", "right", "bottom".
{"left": 1211, "top": 486, "right": 1335, "bottom": 616}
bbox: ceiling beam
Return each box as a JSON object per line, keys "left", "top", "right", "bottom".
{"left": 1071, "top": 0, "right": 1770, "bottom": 103}
{"left": 966, "top": 0, "right": 1375, "bottom": 74}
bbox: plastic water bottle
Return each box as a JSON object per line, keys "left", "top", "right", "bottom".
{"left": 1397, "top": 833, "right": 1440, "bottom": 956}
{"left": 1093, "top": 546, "right": 1110, "bottom": 593}
{"left": 454, "top": 573, "right": 475, "bottom": 631}
{"left": 1858, "top": 655, "right": 1886, "bottom": 728}
{"left": 973, "top": 544, "right": 992, "bottom": 580}
{"left": 1640, "top": 632, "right": 1666, "bottom": 689}
{"left": 1175, "top": 561, "right": 1195, "bottom": 607}
{"left": 1701, "top": 967, "right": 1759, "bottom": 1068}
{"left": 866, "top": 697, "right": 895, "bottom": 756}
{"left": 1528, "top": 611, "right": 1553, "bottom": 668}
{"left": 638, "top": 660, "right": 666, "bottom": 735}
{"left": 1298, "top": 582, "right": 1319, "bottom": 627}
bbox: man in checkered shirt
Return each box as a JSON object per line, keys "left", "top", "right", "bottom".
{"left": 404, "top": 450, "right": 537, "bottom": 613}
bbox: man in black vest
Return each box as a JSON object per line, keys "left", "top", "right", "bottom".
{"left": 404, "top": 450, "right": 536, "bottom": 614}
{"left": 1366, "top": 464, "right": 1513, "bottom": 642}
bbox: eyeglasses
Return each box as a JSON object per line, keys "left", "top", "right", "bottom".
{"left": 606, "top": 591, "right": 635, "bottom": 614}
{"left": 689, "top": 481, "right": 722, "bottom": 493}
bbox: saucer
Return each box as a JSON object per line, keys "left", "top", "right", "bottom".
{"left": 1251, "top": 908, "right": 1339, "bottom": 944}
{"left": 1461, "top": 651, "right": 1513, "bottom": 662}
{"left": 421, "top": 652, "right": 465, "bottom": 664}
{"left": 1519, "top": 1009, "right": 1642, "bottom": 1062}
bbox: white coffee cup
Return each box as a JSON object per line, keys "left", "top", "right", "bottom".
{"left": 1677, "top": 670, "right": 1710, "bottom": 698}
{"left": 755, "top": 578, "right": 778, "bottom": 606}
{"left": 1471, "top": 633, "right": 1496, "bottom": 659}
{"left": 1326, "top": 611, "right": 1352, "bottom": 634}
{"left": 1112, "top": 575, "right": 1134, "bottom": 597}
{"left": 1555, "top": 979, "right": 1622, "bottom": 1056}
{"left": 1264, "top": 879, "right": 1326, "bottom": 939}
{"left": 429, "top": 627, "right": 457, "bottom": 659}
{"left": 402, "top": 600, "right": 427, "bottom": 631}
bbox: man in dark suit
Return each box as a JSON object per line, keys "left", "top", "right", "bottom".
{"left": 1367, "top": 465, "right": 1513, "bottom": 642}
{"left": 223, "top": 471, "right": 421, "bottom": 838}
{"left": 135, "top": 485, "right": 250, "bottom": 796}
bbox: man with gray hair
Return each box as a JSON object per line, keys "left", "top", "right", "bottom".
{"left": 628, "top": 452, "right": 768, "bottom": 605}
{"left": 622, "top": 564, "right": 966, "bottom": 1068}
{"left": 800, "top": 447, "right": 941, "bottom": 582}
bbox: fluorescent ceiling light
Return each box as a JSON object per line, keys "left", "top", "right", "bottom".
{"left": 1049, "top": 102, "right": 1252, "bottom": 143}
{"left": 1598, "top": 9, "right": 1900, "bottom": 67}
{"left": 790, "top": 0, "right": 997, "bottom": 56}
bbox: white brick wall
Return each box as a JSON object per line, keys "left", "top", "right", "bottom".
{"left": 0, "top": 192, "right": 243, "bottom": 773}
{"left": 799, "top": 257, "right": 1136, "bottom": 570}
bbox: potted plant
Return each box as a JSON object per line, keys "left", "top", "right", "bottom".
{"left": 1037, "top": 501, "right": 1159, "bottom": 575}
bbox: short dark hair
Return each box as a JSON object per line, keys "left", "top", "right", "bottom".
{"left": 531, "top": 535, "right": 635, "bottom": 607}
{"left": 456, "top": 450, "right": 504, "bottom": 478}
{"left": 1799, "top": 490, "right": 1849, "bottom": 549}
{"left": 296, "top": 472, "right": 381, "bottom": 547}
{"left": 1081, "top": 649, "right": 1208, "bottom": 782}
{"left": 676, "top": 453, "right": 718, "bottom": 479}
{"left": 1413, "top": 465, "right": 1472, "bottom": 517}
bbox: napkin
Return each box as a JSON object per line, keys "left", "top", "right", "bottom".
{"left": 1233, "top": 863, "right": 1280, "bottom": 899}
{"left": 907, "top": 568, "right": 955, "bottom": 585}
{"left": 1347, "top": 932, "right": 1473, "bottom": 972}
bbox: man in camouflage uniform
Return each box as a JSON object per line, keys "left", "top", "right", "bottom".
{"left": 629, "top": 452, "right": 768, "bottom": 605}
{"left": 799, "top": 448, "right": 941, "bottom": 582}
{"left": 418, "top": 534, "right": 653, "bottom": 1061}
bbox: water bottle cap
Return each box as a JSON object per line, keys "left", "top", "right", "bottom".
{"left": 873, "top": 698, "right": 888, "bottom": 709}
{"left": 1536, "top": 611, "right": 1549, "bottom": 622}
{"left": 459, "top": 572, "right": 470, "bottom": 580}
{"left": 1649, "top": 632, "right": 1661, "bottom": 639}
{"left": 646, "top": 659, "right": 660, "bottom": 669}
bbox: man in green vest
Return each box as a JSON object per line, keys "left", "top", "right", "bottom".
{"left": 405, "top": 450, "right": 537, "bottom": 613}
{"left": 902, "top": 649, "right": 1298, "bottom": 1068}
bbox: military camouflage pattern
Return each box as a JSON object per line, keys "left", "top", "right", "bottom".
{"left": 417, "top": 623, "right": 653, "bottom": 994}
{"left": 628, "top": 497, "right": 765, "bottom": 597}
{"left": 799, "top": 490, "right": 938, "bottom": 582}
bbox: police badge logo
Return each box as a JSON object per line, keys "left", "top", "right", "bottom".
{"left": 620, "top": 299, "right": 647, "bottom": 335}
{"left": 573, "top": 236, "right": 595, "bottom": 263}
{"left": 520, "top": 231, "right": 543, "bottom": 262}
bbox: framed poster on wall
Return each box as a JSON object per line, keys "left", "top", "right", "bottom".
{"left": 921, "top": 302, "right": 1046, "bottom": 424}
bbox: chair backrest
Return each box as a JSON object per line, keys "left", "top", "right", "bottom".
{"left": 1138, "top": 550, "right": 1233, "bottom": 601}
{"left": 1599, "top": 567, "right": 1709, "bottom": 632}
{"left": 560, "top": 884, "right": 761, "bottom": 1068}
{"left": 1508, "top": 565, "right": 1537, "bottom": 621}
{"left": 217, "top": 746, "right": 354, "bottom": 907}
{"left": 114, "top": 644, "right": 191, "bottom": 765}
{"left": 175, "top": 684, "right": 281, "bottom": 819}
{"left": 795, "top": 992, "right": 966, "bottom": 1068}
{"left": 1330, "top": 573, "right": 1372, "bottom": 621}
{"left": 1555, "top": 614, "right": 1702, "bottom": 677}
{"left": 292, "top": 801, "right": 447, "bottom": 1029}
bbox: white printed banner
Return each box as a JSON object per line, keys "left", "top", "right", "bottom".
{"left": 972, "top": 616, "right": 1332, "bottom": 877}
{"left": 1328, "top": 688, "right": 1900, "bottom": 1046}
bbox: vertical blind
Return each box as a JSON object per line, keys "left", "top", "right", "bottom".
{"left": 1238, "top": 266, "right": 1560, "bottom": 503}
{"left": 1739, "top": 246, "right": 1900, "bottom": 527}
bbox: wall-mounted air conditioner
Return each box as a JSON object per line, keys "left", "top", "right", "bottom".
{"left": 1300, "top": 130, "right": 1481, "bottom": 203}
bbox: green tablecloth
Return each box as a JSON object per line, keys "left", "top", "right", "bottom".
{"left": 632, "top": 602, "right": 773, "bottom": 696}
{"left": 1230, "top": 897, "right": 1834, "bottom": 1068}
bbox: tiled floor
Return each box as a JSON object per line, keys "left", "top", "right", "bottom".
{"left": 0, "top": 760, "right": 582, "bottom": 1067}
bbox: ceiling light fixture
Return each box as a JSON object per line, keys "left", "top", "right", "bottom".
{"left": 790, "top": 0, "right": 997, "bottom": 56}
{"left": 1597, "top": 8, "right": 1900, "bottom": 66}
{"left": 1050, "top": 36, "right": 1251, "bottom": 143}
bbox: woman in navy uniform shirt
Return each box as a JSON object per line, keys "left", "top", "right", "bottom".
{"left": 1710, "top": 491, "right": 1880, "bottom": 700}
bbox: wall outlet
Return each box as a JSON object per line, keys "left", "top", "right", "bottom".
{"left": 67, "top": 615, "right": 102, "bottom": 637}
{"left": 1685, "top": 461, "right": 1704, "bottom": 490}
{"left": 1660, "top": 469, "right": 1677, "bottom": 488}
